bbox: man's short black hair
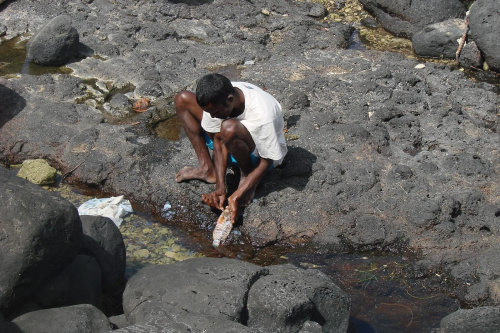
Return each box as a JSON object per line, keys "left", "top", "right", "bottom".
{"left": 196, "top": 73, "right": 236, "bottom": 107}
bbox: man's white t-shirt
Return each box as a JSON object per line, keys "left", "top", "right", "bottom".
{"left": 201, "top": 82, "right": 287, "bottom": 166}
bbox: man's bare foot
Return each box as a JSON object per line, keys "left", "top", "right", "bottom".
{"left": 175, "top": 166, "right": 216, "bottom": 183}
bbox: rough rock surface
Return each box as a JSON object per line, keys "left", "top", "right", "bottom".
{"left": 440, "top": 306, "right": 500, "bottom": 333}
{"left": 35, "top": 254, "right": 102, "bottom": 309}
{"left": 26, "top": 15, "right": 79, "bottom": 66}
{"left": 459, "top": 41, "right": 483, "bottom": 69}
{"left": 10, "top": 304, "right": 112, "bottom": 333}
{"left": 123, "top": 258, "right": 268, "bottom": 324}
{"left": 121, "top": 258, "right": 349, "bottom": 332}
{"left": 247, "top": 264, "right": 351, "bottom": 333}
{"left": 0, "top": 167, "right": 83, "bottom": 315}
{"left": 0, "top": 0, "right": 500, "bottom": 307}
{"left": 412, "top": 19, "right": 465, "bottom": 59}
{"left": 80, "top": 215, "right": 126, "bottom": 292}
{"left": 359, "top": 0, "right": 466, "bottom": 38}
{"left": 469, "top": 0, "right": 500, "bottom": 72}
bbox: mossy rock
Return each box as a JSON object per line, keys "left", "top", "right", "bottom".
{"left": 17, "top": 159, "right": 57, "bottom": 185}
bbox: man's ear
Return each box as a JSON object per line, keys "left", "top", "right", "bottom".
{"left": 225, "top": 94, "right": 234, "bottom": 106}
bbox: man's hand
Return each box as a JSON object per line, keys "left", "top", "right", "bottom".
{"left": 201, "top": 188, "right": 226, "bottom": 210}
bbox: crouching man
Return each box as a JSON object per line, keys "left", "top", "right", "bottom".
{"left": 175, "top": 73, "right": 287, "bottom": 223}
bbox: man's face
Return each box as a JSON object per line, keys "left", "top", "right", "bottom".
{"left": 203, "top": 100, "right": 233, "bottom": 119}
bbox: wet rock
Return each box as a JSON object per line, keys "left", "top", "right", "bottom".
{"left": 17, "top": 159, "right": 57, "bottom": 185}
{"left": 440, "top": 306, "right": 500, "bottom": 333}
{"left": 247, "top": 264, "right": 350, "bottom": 333}
{"left": 11, "top": 304, "right": 112, "bottom": 333}
{"left": 412, "top": 19, "right": 466, "bottom": 59}
{"left": 359, "top": 0, "right": 466, "bottom": 38}
{"left": 80, "top": 215, "right": 126, "bottom": 292}
{"left": 26, "top": 15, "right": 80, "bottom": 66}
{"left": 469, "top": 0, "right": 500, "bottom": 72}
{"left": 0, "top": 167, "right": 82, "bottom": 316}
{"left": 459, "top": 41, "right": 483, "bottom": 69}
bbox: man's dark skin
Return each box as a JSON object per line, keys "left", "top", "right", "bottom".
{"left": 174, "top": 88, "right": 273, "bottom": 224}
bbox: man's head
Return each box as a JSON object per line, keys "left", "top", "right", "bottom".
{"left": 196, "top": 74, "right": 237, "bottom": 119}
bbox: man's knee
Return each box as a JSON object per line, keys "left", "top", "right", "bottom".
{"left": 220, "top": 119, "right": 253, "bottom": 148}
{"left": 175, "top": 91, "right": 195, "bottom": 115}
{"left": 219, "top": 119, "right": 239, "bottom": 142}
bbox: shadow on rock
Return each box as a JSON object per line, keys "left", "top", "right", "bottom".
{"left": 0, "top": 84, "right": 26, "bottom": 128}
{"left": 258, "top": 145, "right": 316, "bottom": 198}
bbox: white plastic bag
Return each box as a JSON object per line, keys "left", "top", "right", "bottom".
{"left": 77, "top": 195, "right": 133, "bottom": 227}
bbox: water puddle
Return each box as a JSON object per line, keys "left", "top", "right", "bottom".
{"left": 153, "top": 116, "right": 182, "bottom": 141}
{"left": 0, "top": 36, "right": 72, "bottom": 76}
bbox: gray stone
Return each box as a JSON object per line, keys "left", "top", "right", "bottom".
{"left": 469, "top": 0, "right": 500, "bottom": 72}
{"left": 38, "top": 254, "right": 102, "bottom": 307}
{"left": 123, "top": 258, "right": 268, "bottom": 324}
{"left": 440, "top": 306, "right": 500, "bottom": 333}
{"left": 247, "top": 264, "right": 351, "bottom": 333}
{"left": 0, "top": 166, "right": 82, "bottom": 315}
{"left": 459, "top": 41, "right": 483, "bottom": 69}
{"left": 26, "top": 15, "right": 79, "bottom": 66}
{"left": 359, "top": 0, "right": 466, "bottom": 38}
{"left": 11, "top": 304, "right": 112, "bottom": 333}
{"left": 80, "top": 215, "right": 126, "bottom": 292}
{"left": 412, "top": 19, "right": 466, "bottom": 59}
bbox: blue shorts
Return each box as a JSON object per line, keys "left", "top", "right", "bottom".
{"left": 204, "top": 132, "right": 267, "bottom": 168}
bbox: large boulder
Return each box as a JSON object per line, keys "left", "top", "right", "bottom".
{"left": 10, "top": 304, "right": 112, "bottom": 333}
{"left": 469, "top": 0, "right": 500, "bottom": 72}
{"left": 35, "top": 254, "right": 102, "bottom": 308}
{"left": 122, "top": 258, "right": 351, "bottom": 332}
{"left": 80, "top": 215, "right": 126, "bottom": 292}
{"left": 26, "top": 15, "right": 79, "bottom": 66}
{"left": 0, "top": 166, "right": 83, "bottom": 315}
{"left": 412, "top": 19, "right": 466, "bottom": 59}
{"left": 247, "top": 264, "right": 351, "bottom": 333}
{"left": 359, "top": 0, "right": 466, "bottom": 38}
{"left": 123, "top": 258, "right": 268, "bottom": 324}
{"left": 440, "top": 306, "right": 500, "bottom": 333}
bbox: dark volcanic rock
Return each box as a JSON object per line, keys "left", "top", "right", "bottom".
{"left": 35, "top": 254, "right": 102, "bottom": 308}
{"left": 412, "top": 19, "right": 466, "bottom": 59}
{"left": 247, "top": 264, "right": 350, "bottom": 333}
{"left": 80, "top": 215, "right": 126, "bottom": 292}
{"left": 0, "top": 167, "right": 83, "bottom": 315}
{"left": 26, "top": 15, "right": 79, "bottom": 66}
{"left": 123, "top": 258, "right": 268, "bottom": 324}
{"left": 469, "top": 0, "right": 500, "bottom": 72}
{"left": 359, "top": 0, "right": 466, "bottom": 38}
{"left": 121, "top": 258, "right": 349, "bottom": 332}
{"left": 440, "top": 306, "right": 500, "bottom": 333}
{"left": 11, "top": 304, "right": 112, "bottom": 333}
{"left": 458, "top": 41, "right": 483, "bottom": 69}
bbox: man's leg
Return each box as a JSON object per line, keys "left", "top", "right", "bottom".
{"left": 175, "top": 91, "right": 216, "bottom": 183}
{"left": 219, "top": 119, "right": 260, "bottom": 205}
